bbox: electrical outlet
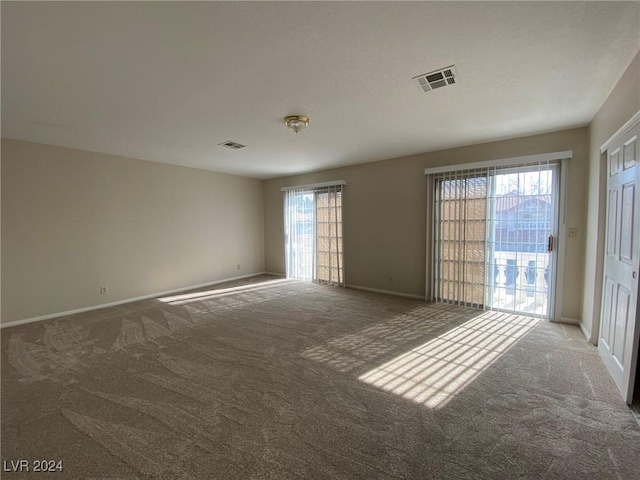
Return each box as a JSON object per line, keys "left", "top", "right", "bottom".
{"left": 100, "top": 286, "right": 108, "bottom": 295}
{"left": 568, "top": 227, "right": 578, "bottom": 238}
{"left": 388, "top": 275, "right": 393, "bottom": 282}
{"left": 237, "top": 264, "right": 241, "bottom": 270}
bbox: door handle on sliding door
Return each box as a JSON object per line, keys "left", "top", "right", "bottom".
{"left": 547, "top": 235, "right": 554, "bottom": 252}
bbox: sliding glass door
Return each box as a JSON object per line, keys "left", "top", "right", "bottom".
{"left": 284, "top": 189, "right": 316, "bottom": 281}
{"left": 432, "top": 162, "right": 559, "bottom": 318}
{"left": 284, "top": 183, "right": 344, "bottom": 286}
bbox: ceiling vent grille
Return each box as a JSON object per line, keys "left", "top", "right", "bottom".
{"left": 413, "top": 66, "right": 457, "bottom": 93}
{"left": 218, "top": 141, "right": 246, "bottom": 149}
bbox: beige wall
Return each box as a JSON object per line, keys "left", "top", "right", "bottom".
{"left": 264, "top": 127, "right": 588, "bottom": 320}
{"left": 1, "top": 139, "right": 264, "bottom": 324}
{"left": 582, "top": 51, "right": 640, "bottom": 342}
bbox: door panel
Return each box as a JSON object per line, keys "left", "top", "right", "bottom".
{"left": 601, "top": 276, "right": 615, "bottom": 350}
{"left": 607, "top": 189, "right": 619, "bottom": 256}
{"left": 621, "top": 182, "right": 635, "bottom": 263}
{"left": 623, "top": 135, "right": 637, "bottom": 170}
{"left": 609, "top": 147, "right": 620, "bottom": 177}
{"left": 599, "top": 123, "right": 640, "bottom": 404}
{"left": 610, "top": 147, "right": 621, "bottom": 176}
{"left": 612, "top": 285, "right": 630, "bottom": 368}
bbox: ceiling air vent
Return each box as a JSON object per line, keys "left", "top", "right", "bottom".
{"left": 413, "top": 65, "right": 457, "bottom": 93}
{"left": 218, "top": 141, "right": 246, "bottom": 149}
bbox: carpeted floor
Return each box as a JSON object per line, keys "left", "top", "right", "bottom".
{"left": 2, "top": 275, "right": 639, "bottom": 479}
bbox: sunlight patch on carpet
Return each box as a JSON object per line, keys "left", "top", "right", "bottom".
{"left": 159, "top": 278, "right": 294, "bottom": 305}
{"left": 302, "top": 304, "right": 467, "bottom": 373}
{"left": 358, "top": 310, "right": 540, "bottom": 409}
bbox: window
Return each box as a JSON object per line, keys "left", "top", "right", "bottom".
{"left": 283, "top": 181, "right": 345, "bottom": 286}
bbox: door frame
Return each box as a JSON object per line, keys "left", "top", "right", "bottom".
{"left": 598, "top": 111, "right": 640, "bottom": 404}
{"left": 590, "top": 111, "right": 640, "bottom": 344}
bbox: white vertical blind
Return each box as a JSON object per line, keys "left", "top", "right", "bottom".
{"left": 433, "top": 171, "right": 488, "bottom": 308}
{"left": 283, "top": 182, "right": 345, "bottom": 286}
{"left": 314, "top": 185, "right": 344, "bottom": 286}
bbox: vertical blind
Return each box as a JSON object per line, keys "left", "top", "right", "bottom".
{"left": 283, "top": 182, "right": 345, "bottom": 287}
{"left": 433, "top": 172, "right": 488, "bottom": 308}
{"left": 430, "top": 160, "right": 560, "bottom": 318}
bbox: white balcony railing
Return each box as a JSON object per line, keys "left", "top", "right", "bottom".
{"left": 489, "top": 252, "right": 550, "bottom": 316}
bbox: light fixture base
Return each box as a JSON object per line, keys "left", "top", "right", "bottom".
{"left": 283, "top": 115, "right": 310, "bottom": 135}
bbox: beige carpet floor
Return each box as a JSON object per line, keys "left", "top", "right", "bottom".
{"left": 2, "top": 275, "right": 639, "bottom": 479}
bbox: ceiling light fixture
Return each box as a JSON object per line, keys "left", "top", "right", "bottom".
{"left": 283, "top": 115, "right": 309, "bottom": 135}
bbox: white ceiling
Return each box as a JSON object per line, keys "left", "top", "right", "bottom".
{"left": 2, "top": 2, "right": 639, "bottom": 179}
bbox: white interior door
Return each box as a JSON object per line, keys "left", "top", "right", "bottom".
{"left": 599, "top": 123, "right": 640, "bottom": 404}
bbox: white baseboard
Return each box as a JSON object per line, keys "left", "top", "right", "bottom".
{"left": 560, "top": 316, "right": 581, "bottom": 325}
{"left": 345, "top": 284, "right": 425, "bottom": 300}
{"left": 1, "top": 272, "right": 267, "bottom": 329}
{"left": 264, "top": 271, "right": 286, "bottom": 277}
{"left": 579, "top": 322, "right": 595, "bottom": 344}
